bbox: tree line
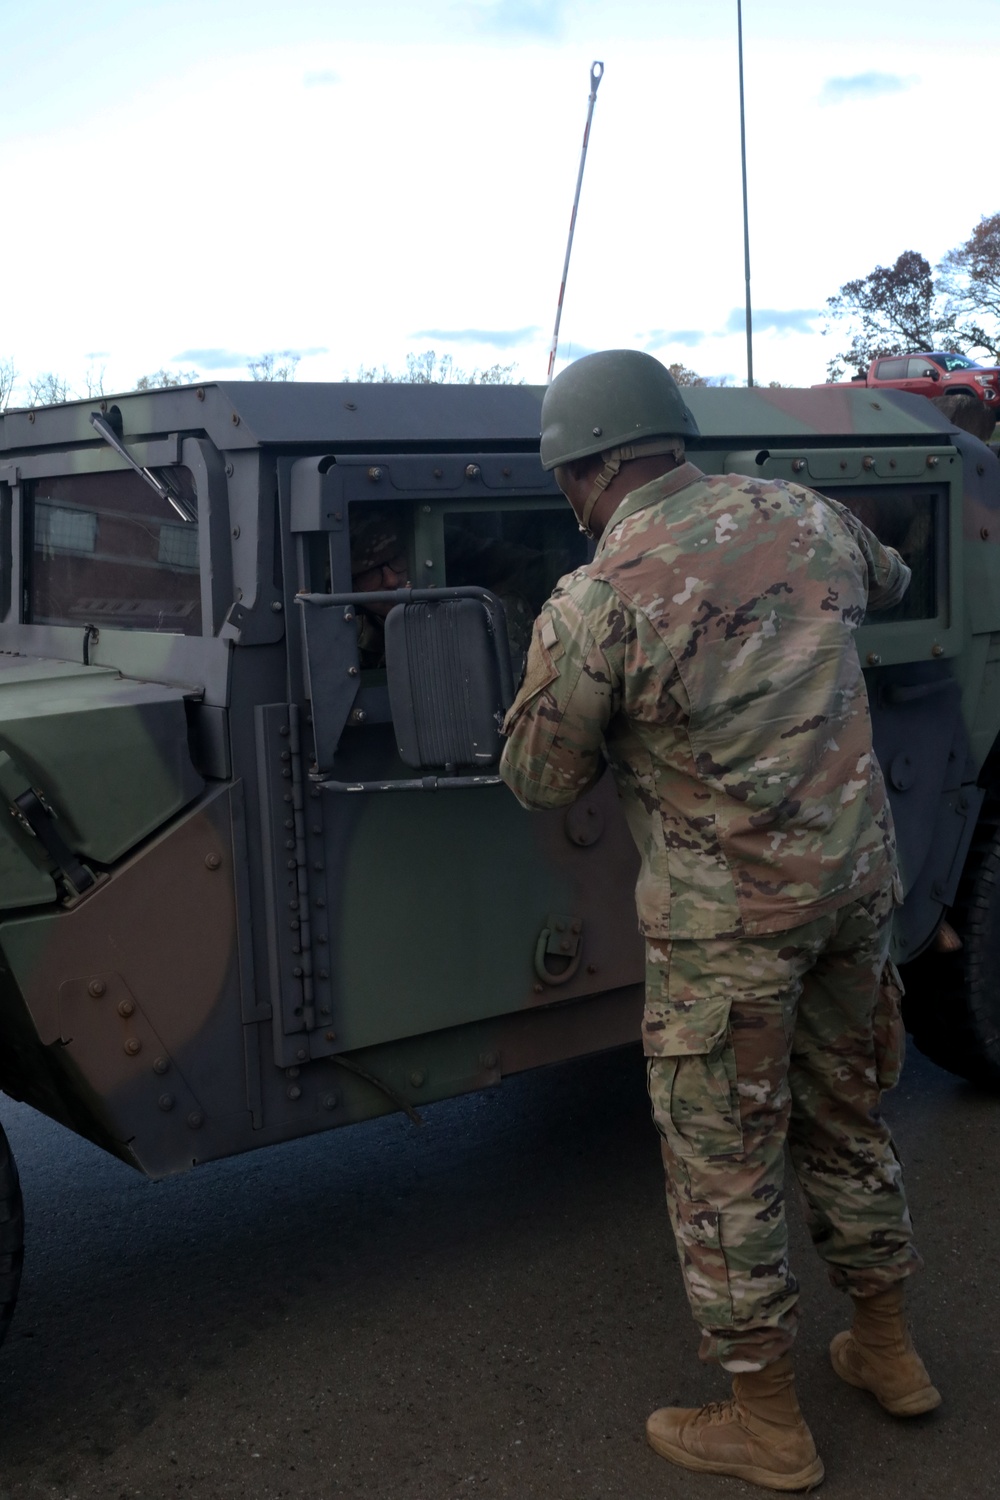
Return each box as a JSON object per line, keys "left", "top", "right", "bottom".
{"left": 0, "top": 349, "right": 522, "bottom": 411}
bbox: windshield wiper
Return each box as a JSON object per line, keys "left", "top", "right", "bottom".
{"left": 89, "top": 412, "right": 197, "bottom": 523}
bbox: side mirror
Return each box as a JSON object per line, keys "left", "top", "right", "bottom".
{"left": 385, "top": 590, "right": 514, "bottom": 771}
{"left": 926, "top": 368, "right": 941, "bottom": 381}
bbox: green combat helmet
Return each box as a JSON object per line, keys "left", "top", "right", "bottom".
{"left": 539, "top": 349, "right": 700, "bottom": 471}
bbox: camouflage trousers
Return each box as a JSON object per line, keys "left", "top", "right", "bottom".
{"left": 645, "top": 880, "right": 921, "bottom": 1372}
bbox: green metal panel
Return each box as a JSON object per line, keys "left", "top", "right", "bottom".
{"left": 0, "top": 656, "right": 204, "bottom": 894}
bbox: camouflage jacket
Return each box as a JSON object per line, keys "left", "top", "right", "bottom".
{"left": 500, "top": 464, "right": 910, "bottom": 940}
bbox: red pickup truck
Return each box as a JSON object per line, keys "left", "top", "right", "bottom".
{"left": 819, "top": 351, "right": 1000, "bottom": 406}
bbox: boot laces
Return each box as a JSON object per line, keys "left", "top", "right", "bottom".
{"left": 699, "top": 1398, "right": 741, "bottom": 1426}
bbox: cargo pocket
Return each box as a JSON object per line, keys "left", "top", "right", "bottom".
{"left": 873, "top": 958, "right": 906, "bottom": 1092}
{"left": 646, "top": 995, "right": 744, "bottom": 1160}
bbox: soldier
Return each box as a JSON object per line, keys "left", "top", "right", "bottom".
{"left": 349, "top": 511, "right": 411, "bottom": 668}
{"left": 499, "top": 350, "right": 938, "bottom": 1491}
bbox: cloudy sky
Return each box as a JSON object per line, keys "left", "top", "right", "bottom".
{"left": 3, "top": 0, "right": 1000, "bottom": 402}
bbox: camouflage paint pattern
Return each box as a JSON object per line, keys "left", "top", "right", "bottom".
{"left": 501, "top": 463, "right": 910, "bottom": 939}
{"left": 645, "top": 880, "right": 919, "bottom": 1371}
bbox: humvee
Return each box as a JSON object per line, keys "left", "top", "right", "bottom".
{"left": 0, "top": 380, "right": 997, "bottom": 1348}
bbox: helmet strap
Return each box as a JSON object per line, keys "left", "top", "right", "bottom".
{"left": 579, "top": 440, "right": 685, "bottom": 536}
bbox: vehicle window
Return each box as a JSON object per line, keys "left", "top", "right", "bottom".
{"left": 938, "top": 353, "right": 978, "bottom": 372}
{"left": 829, "top": 485, "right": 940, "bottom": 622}
{"left": 28, "top": 469, "right": 201, "bottom": 634}
{"left": 875, "top": 359, "right": 907, "bottom": 380}
{"left": 443, "top": 505, "right": 588, "bottom": 666}
{"left": 906, "top": 358, "right": 937, "bottom": 378}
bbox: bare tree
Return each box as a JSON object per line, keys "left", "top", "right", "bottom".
{"left": 0, "top": 357, "right": 16, "bottom": 409}
{"left": 353, "top": 349, "right": 521, "bottom": 384}
{"left": 82, "top": 363, "right": 107, "bottom": 398}
{"left": 133, "top": 368, "right": 200, "bottom": 390}
{"left": 248, "top": 351, "right": 300, "bottom": 382}
{"left": 26, "top": 373, "right": 70, "bottom": 406}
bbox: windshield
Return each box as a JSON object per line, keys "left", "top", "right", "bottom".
{"left": 930, "top": 352, "right": 981, "bottom": 372}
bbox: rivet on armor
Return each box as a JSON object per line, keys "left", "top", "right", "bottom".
{"left": 791, "top": 459, "right": 805, "bottom": 473}
{"left": 187, "top": 1110, "right": 205, "bottom": 1129}
{"left": 863, "top": 456, "right": 875, "bottom": 471}
{"left": 231, "top": 412, "right": 240, "bottom": 426}
{"left": 88, "top": 979, "right": 106, "bottom": 999}
{"left": 981, "top": 527, "right": 990, "bottom": 540}
{"left": 465, "top": 463, "right": 481, "bottom": 479}
{"left": 592, "top": 426, "right": 602, "bottom": 437}
{"left": 368, "top": 466, "right": 382, "bottom": 482}
{"left": 158, "top": 1093, "right": 175, "bottom": 1111}
{"left": 322, "top": 1092, "right": 339, "bottom": 1110}
{"left": 205, "top": 853, "right": 221, "bottom": 870}
{"left": 118, "top": 999, "right": 135, "bottom": 1018}
{"left": 153, "top": 1056, "right": 170, "bottom": 1076}
{"left": 410, "top": 1070, "right": 426, "bottom": 1088}
{"left": 932, "top": 643, "right": 944, "bottom": 657}
{"left": 866, "top": 652, "right": 881, "bottom": 666}
{"left": 287, "top": 1085, "right": 302, "bottom": 1101}
{"left": 927, "top": 455, "right": 939, "bottom": 468}
{"left": 124, "top": 1037, "right": 141, "bottom": 1056}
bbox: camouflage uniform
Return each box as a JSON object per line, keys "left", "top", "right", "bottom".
{"left": 350, "top": 512, "right": 408, "bottom": 669}
{"left": 500, "top": 463, "right": 921, "bottom": 1370}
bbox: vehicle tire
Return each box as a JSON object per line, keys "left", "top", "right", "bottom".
{"left": 0, "top": 1118, "right": 23, "bottom": 1348}
{"left": 901, "top": 808, "right": 1000, "bottom": 1088}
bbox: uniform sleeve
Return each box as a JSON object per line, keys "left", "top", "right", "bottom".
{"left": 826, "top": 499, "right": 912, "bottom": 611}
{"left": 499, "top": 578, "right": 622, "bottom": 810}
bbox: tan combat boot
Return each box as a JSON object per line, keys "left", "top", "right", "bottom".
{"left": 829, "top": 1285, "right": 941, "bottom": 1416}
{"left": 645, "top": 1353, "right": 825, "bottom": 1492}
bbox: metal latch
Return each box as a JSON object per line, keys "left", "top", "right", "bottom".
{"left": 0, "top": 751, "right": 96, "bottom": 898}
{"left": 534, "top": 915, "right": 584, "bottom": 986}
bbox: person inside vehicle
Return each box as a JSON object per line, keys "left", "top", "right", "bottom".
{"left": 349, "top": 510, "right": 411, "bottom": 669}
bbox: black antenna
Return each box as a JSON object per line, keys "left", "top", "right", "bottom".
{"left": 737, "top": 0, "right": 754, "bottom": 387}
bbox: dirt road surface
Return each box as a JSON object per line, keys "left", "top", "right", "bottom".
{"left": 0, "top": 1044, "right": 996, "bottom": 1500}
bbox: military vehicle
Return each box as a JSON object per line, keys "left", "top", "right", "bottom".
{"left": 0, "top": 379, "right": 997, "bottom": 1349}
